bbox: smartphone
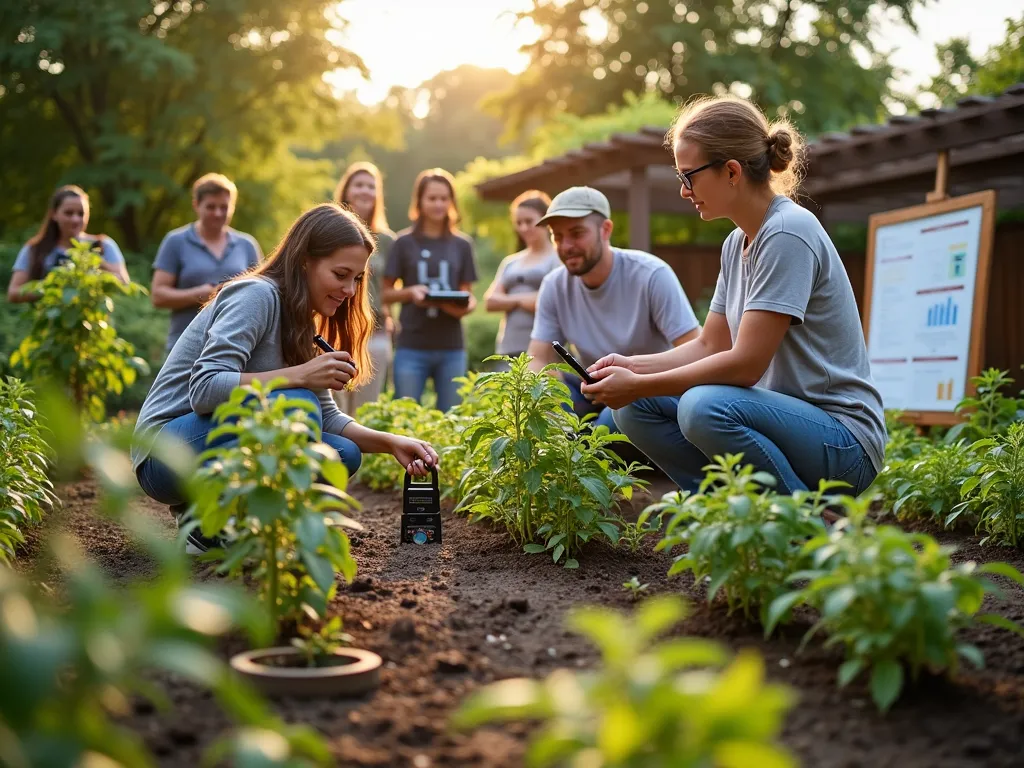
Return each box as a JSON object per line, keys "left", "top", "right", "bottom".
{"left": 314, "top": 334, "right": 357, "bottom": 372}
{"left": 552, "top": 341, "right": 595, "bottom": 385}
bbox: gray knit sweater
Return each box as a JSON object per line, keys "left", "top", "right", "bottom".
{"left": 131, "top": 277, "right": 353, "bottom": 469}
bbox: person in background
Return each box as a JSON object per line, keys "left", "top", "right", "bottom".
{"left": 525, "top": 186, "right": 701, "bottom": 432}
{"left": 150, "top": 173, "right": 262, "bottom": 351}
{"left": 132, "top": 203, "right": 440, "bottom": 554}
{"left": 483, "top": 190, "right": 559, "bottom": 369}
{"left": 586, "top": 95, "right": 886, "bottom": 506}
{"left": 7, "top": 185, "right": 129, "bottom": 302}
{"left": 382, "top": 168, "right": 479, "bottom": 413}
{"left": 334, "top": 161, "right": 395, "bottom": 414}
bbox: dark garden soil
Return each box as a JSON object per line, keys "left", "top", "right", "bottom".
{"left": 32, "top": 477, "right": 1024, "bottom": 768}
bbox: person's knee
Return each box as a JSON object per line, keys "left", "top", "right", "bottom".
{"left": 677, "top": 385, "right": 733, "bottom": 443}
{"left": 328, "top": 435, "right": 361, "bottom": 477}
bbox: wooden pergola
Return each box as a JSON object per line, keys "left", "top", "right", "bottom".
{"left": 476, "top": 84, "right": 1024, "bottom": 251}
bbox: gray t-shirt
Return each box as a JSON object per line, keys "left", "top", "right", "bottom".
{"left": 496, "top": 251, "right": 560, "bottom": 355}
{"left": 385, "top": 230, "right": 479, "bottom": 350}
{"left": 153, "top": 224, "right": 262, "bottom": 350}
{"left": 131, "top": 276, "right": 353, "bottom": 470}
{"left": 13, "top": 235, "right": 125, "bottom": 277}
{"left": 709, "top": 195, "right": 886, "bottom": 471}
{"left": 532, "top": 248, "right": 700, "bottom": 368}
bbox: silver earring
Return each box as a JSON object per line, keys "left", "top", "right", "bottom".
{"left": 729, "top": 181, "right": 734, "bottom": 187}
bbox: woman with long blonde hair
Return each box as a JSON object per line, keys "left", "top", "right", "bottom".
{"left": 132, "top": 203, "right": 439, "bottom": 553}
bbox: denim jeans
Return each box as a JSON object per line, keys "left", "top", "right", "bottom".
{"left": 562, "top": 372, "right": 618, "bottom": 432}
{"left": 613, "top": 384, "right": 876, "bottom": 496}
{"left": 393, "top": 347, "right": 467, "bottom": 413}
{"left": 136, "top": 388, "right": 362, "bottom": 508}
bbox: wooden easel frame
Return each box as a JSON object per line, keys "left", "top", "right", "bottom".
{"left": 861, "top": 189, "right": 997, "bottom": 426}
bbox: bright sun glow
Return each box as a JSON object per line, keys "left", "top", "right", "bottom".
{"left": 327, "top": 0, "right": 1021, "bottom": 107}
{"left": 326, "top": 0, "right": 540, "bottom": 106}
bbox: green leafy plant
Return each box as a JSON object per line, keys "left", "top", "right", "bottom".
{"left": 9, "top": 239, "right": 149, "bottom": 421}
{"left": 456, "top": 354, "right": 646, "bottom": 566}
{"left": 619, "top": 506, "right": 659, "bottom": 554}
{"left": 882, "top": 409, "right": 930, "bottom": 463}
{"left": 871, "top": 441, "right": 980, "bottom": 525}
{"left": 654, "top": 454, "right": 827, "bottom": 624}
{"left": 291, "top": 609, "right": 354, "bottom": 668}
{"left": 951, "top": 422, "right": 1024, "bottom": 546}
{"left": 622, "top": 576, "right": 649, "bottom": 601}
{"left": 452, "top": 595, "right": 796, "bottom": 767}
{"left": 0, "top": 397, "right": 330, "bottom": 768}
{"left": 0, "top": 377, "right": 58, "bottom": 561}
{"left": 190, "top": 379, "right": 363, "bottom": 633}
{"left": 766, "top": 500, "right": 1024, "bottom": 712}
{"left": 946, "top": 367, "right": 1024, "bottom": 444}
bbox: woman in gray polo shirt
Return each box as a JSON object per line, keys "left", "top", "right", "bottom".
{"left": 150, "top": 173, "right": 263, "bottom": 351}
{"left": 7, "top": 185, "right": 129, "bottom": 302}
{"left": 584, "top": 95, "right": 887, "bottom": 507}
{"left": 484, "top": 190, "right": 559, "bottom": 368}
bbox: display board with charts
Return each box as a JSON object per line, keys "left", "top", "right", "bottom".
{"left": 862, "top": 190, "right": 996, "bottom": 425}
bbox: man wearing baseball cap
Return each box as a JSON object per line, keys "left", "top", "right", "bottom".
{"left": 525, "top": 186, "right": 700, "bottom": 432}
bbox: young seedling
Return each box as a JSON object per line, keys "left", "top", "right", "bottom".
{"left": 622, "top": 575, "right": 649, "bottom": 601}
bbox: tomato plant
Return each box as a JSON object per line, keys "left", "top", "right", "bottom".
{"left": 951, "top": 422, "right": 1024, "bottom": 546}
{"left": 9, "top": 239, "right": 149, "bottom": 422}
{"left": 946, "top": 368, "right": 1024, "bottom": 444}
{"left": 452, "top": 595, "right": 796, "bottom": 767}
{"left": 0, "top": 377, "right": 58, "bottom": 562}
{"left": 190, "top": 379, "right": 362, "bottom": 633}
{"left": 871, "top": 441, "right": 980, "bottom": 525}
{"left": 767, "top": 500, "right": 1024, "bottom": 712}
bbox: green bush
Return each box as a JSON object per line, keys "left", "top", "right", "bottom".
{"left": 871, "top": 441, "right": 980, "bottom": 525}
{"left": 452, "top": 595, "right": 797, "bottom": 768}
{"left": 951, "top": 423, "right": 1024, "bottom": 546}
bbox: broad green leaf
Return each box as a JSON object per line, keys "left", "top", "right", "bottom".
{"left": 636, "top": 596, "right": 687, "bottom": 639}
{"left": 579, "top": 476, "right": 612, "bottom": 508}
{"left": 715, "top": 741, "right": 795, "bottom": 768}
{"left": 300, "top": 551, "right": 335, "bottom": 597}
{"left": 870, "top": 660, "right": 904, "bottom": 712}
{"left": 320, "top": 460, "right": 349, "bottom": 490}
{"left": 823, "top": 586, "right": 857, "bottom": 619}
{"left": 765, "top": 591, "right": 804, "bottom": 635}
{"left": 524, "top": 543, "right": 546, "bottom": 554}
{"left": 978, "top": 562, "right": 1024, "bottom": 589}
{"left": 598, "top": 702, "right": 642, "bottom": 760}
{"left": 246, "top": 487, "right": 286, "bottom": 525}
{"left": 295, "top": 513, "right": 327, "bottom": 550}
{"left": 837, "top": 658, "right": 864, "bottom": 687}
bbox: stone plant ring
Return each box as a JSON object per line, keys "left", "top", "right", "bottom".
{"left": 229, "top": 646, "right": 382, "bottom": 698}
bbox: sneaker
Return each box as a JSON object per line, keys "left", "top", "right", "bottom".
{"left": 172, "top": 505, "right": 225, "bottom": 555}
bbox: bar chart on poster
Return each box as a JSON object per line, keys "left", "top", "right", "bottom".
{"left": 863, "top": 191, "right": 995, "bottom": 424}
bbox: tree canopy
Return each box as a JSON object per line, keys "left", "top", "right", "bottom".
{"left": 0, "top": 0, "right": 394, "bottom": 252}
{"left": 487, "top": 0, "right": 928, "bottom": 136}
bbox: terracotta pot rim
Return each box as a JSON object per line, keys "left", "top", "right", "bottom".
{"left": 230, "top": 646, "right": 382, "bottom": 679}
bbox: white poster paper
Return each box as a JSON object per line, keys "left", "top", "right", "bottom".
{"left": 866, "top": 204, "right": 984, "bottom": 413}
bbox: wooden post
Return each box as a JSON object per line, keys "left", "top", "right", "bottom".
{"left": 926, "top": 150, "right": 950, "bottom": 202}
{"left": 628, "top": 165, "right": 651, "bottom": 252}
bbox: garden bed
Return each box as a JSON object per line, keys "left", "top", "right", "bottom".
{"left": 36, "top": 476, "right": 1024, "bottom": 767}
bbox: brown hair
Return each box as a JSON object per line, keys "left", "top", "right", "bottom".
{"left": 212, "top": 203, "right": 375, "bottom": 382}
{"left": 668, "top": 95, "right": 804, "bottom": 199}
{"left": 192, "top": 173, "right": 238, "bottom": 204}
{"left": 408, "top": 168, "right": 461, "bottom": 236}
{"left": 510, "top": 189, "right": 551, "bottom": 250}
{"left": 26, "top": 185, "right": 104, "bottom": 280}
{"left": 334, "top": 161, "right": 390, "bottom": 234}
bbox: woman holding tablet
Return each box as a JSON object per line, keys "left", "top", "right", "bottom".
{"left": 583, "top": 95, "right": 886, "bottom": 500}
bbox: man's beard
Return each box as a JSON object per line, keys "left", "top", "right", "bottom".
{"left": 561, "top": 244, "right": 601, "bottom": 276}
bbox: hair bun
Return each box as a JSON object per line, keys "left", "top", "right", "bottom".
{"left": 767, "top": 128, "right": 794, "bottom": 173}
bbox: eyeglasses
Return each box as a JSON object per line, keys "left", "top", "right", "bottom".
{"left": 675, "top": 160, "right": 725, "bottom": 191}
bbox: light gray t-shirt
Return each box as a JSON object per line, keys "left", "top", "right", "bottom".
{"left": 131, "top": 276, "right": 353, "bottom": 470}
{"left": 496, "top": 251, "right": 560, "bottom": 355}
{"left": 13, "top": 235, "right": 125, "bottom": 276}
{"left": 532, "top": 248, "right": 700, "bottom": 368}
{"left": 709, "top": 195, "right": 886, "bottom": 471}
{"left": 153, "top": 224, "right": 262, "bottom": 351}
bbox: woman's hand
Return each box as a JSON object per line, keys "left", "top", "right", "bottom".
{"left": 580, "top": 366, "right": 643, "bottom": 410}
{"left": 296, "top": 352, "right": 357, "bottom": 390}
{"left": 389, "top": 434, "right": 440, "bottom": 476}
{"left": 407, "top": 284, "right": 431, "bottom": 307}
{"left": 588, "top": 353, "right": 635, "bottom": 375}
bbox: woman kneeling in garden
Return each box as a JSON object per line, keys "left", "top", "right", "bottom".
{"left": 582, "top": 95, "right": 886, "bottom": 499}
{"left": 132, "top": 204, "right": 439, "bottom": 549}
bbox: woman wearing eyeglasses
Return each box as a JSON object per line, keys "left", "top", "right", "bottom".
{"left": 581, "top": 95, "right": 886, "bottom": 509}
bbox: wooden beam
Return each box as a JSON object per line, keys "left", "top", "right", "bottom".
{"left": 926, "top": 150, "right": 950, "bottom": 202}
{"left": 628, "top": 166, "right": 651, "bottom": 252}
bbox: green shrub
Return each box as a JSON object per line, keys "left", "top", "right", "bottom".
{"left": 871, "top": 441, "right": 980, "bottom": 525}
{"left": 946, "top": 367, "right": 1024, "bottom": 444}
{"left": 9, "top": 240, "right": 149, "bottom": 421}
{"left": 189, "top": 379, "right": 362, "bottom": 633}
{"left": 767, "top": 501, "right": 1024, "bottom": 712}
{"left": 653, "top": 455, "right": 828, "bottom": 623}
{"left": 951, "top": 422, "right": 1024, "bottom": 546}
{"left": 452, "top": 596, "right": 797, "bottom": 768}
{"left": 0, "top": 377, "right": 58, "bottom": 561}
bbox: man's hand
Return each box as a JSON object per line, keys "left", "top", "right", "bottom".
{"left": 580, "top": 366, "right": 643, "bottom": 410}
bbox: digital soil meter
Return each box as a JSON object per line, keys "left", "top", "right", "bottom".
{"left": 401, "top": 468, "right": 442, "bottom": 545}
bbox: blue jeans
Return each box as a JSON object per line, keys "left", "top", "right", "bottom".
{"left": 136, "top": 388, "right": 362, "bottom": 508}
{"left": 562, "top": 372, "right": 618, "bottom": 432}
{"left": 613, "top": 385, "right": 876, "bottom": 496}
{"left": 393, "top": 347, "right": 467, "bottom": 413}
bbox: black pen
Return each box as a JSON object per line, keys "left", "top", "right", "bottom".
{"left": 314, "top": 334, "right": 357, "bottom": 372}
